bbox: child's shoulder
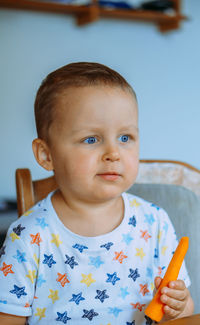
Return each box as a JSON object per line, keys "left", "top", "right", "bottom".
{"left": 6, "top": 192, "right": 53, "bottom": 244}
{"left": 124, "top": 191, "right": 169, "bottom": 220}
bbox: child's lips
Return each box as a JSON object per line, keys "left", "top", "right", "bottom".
{"left": 97, "top": 172, "right": 121, "bottom": 181}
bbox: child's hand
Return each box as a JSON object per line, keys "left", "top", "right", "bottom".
{"left": 154, "top": 276, "right": 194, "bottom": 322}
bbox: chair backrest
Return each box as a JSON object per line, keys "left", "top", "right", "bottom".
{"left": 15, "top": 168, "right": 57, "bottom": 217}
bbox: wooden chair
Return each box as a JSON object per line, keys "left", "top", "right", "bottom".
{"left": 15, "top": 169, "right": 57, "bottom": 217}
{"left": 15, "top": 159, "right": 200, "bottom": 217}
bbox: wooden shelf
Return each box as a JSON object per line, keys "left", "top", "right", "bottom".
{"left": 0, "top": 0, "right": 187, "bottom": 32}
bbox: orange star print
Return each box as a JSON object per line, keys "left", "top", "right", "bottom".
{"left": 113, "top": 250, "right": 128, "bottom": 264}
{"left": 30, "top": 233, "right": 42, "bottom": 246}
{"left": 131, "top": 302, "right": 146, "bottom": 312}
{"left": 0, "top": 262, "right": 14, "bottom": 276}
{"left": 140, "top": 230, "right": 151, "bottom": 242}
{"left": 139, "top": 283, "right": 149, "bottom": 296}
{"left": 56, "top": 272, "right": 70, "bottom": 287}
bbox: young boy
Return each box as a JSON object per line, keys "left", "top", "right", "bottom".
{"left": 0, "top": 62, "right": 194, "bottom": 325}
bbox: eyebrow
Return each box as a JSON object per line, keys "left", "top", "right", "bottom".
{"left": 71, "top": 124, "right": 139, "bottom": 135}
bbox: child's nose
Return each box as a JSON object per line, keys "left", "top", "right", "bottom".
{"left": 102, "top": 145, "right": 120, "bottom": 162}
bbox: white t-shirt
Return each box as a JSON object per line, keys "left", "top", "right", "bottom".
{"left": 0, "top": 192, "right": 190, "bottom": 324}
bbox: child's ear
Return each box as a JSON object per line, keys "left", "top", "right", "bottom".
{"left": 32, "top": 138, "right": 53, "bottom": 171}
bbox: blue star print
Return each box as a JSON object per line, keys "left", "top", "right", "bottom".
{"left": 100, "top": 242, "right": 113, "bottom": 250}
{"left": 106, "top": 272, "right": 120, "bottom": 285}
{"left": 65, "top": 255, "right": 78, "bottom": 269}
{"left": 13, "top": 250, "right": 27, "bottom": 263}
{"left": 73, "top": 244, "right": 88, "bottom": 253}
{"left": 13, "top": 224, "right": 25, "bottom": 236}
{"left": 95, "top": 289, "right": 109, "bottom": 303}
{"left": 10, "top": 285, "right": 27, "bottom": 299}
{"left": 119, "top": 286, "right": 129, "bottom": 299}
{"left": 37, "top": 274, "right": 46, "bottom": 287}
{"left": 128, "top": 215, "right": 136, "bottom": 227}
{"left": 122, "top": 233, "right": 133, "bottom": 245}
{"left": 82, "top": 309, "right": 99, "bottom": 321}
{"left": 35, "top": 217, "right": 48, "bottom": 229}
{"left": 0, "top": 300, "right": 7, "bottom": 304}
{"left": 144, "top": 214, "right": 155, "bottom": 225}
{"left": 128, "top": 268, "right": 140, "bottom": 282}
{"left": 69, "top": 292, "right": 85, "bottom": 305}
{"left": 163, "top": 221, "right": 168, "bottom": 234}
{"left": 108, "top": 307, "right": 122, "bottom": 317}
{"left": 43, "top": 254, "right": 56, "bottom": 268}
{"left": 89, "top": 256, "right": 104, "bottom": 268}
{"left": 56, "top": 311, "right": 71, "bottom": 324}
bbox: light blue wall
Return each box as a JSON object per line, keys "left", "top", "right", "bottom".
{"left": 0, "top": 1, "right": 199, "bottom": 199}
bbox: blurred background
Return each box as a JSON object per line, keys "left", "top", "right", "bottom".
{"left": 0, "top": 0, "right": 199, "bottom": 205}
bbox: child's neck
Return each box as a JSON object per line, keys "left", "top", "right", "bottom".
{"left": 51, "top": 190, "right": 124, "bottom": 237}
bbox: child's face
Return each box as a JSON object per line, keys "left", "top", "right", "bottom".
{"left": 46, "top": 86, "right": 139, "bottom": 203}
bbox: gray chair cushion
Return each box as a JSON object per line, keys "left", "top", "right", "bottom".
{"left": 128, "top": 183, "right": 200, "bottom": 313}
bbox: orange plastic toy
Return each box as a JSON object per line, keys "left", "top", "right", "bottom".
{"left": 145, "top": 236, "right": 189, "bottom": 322}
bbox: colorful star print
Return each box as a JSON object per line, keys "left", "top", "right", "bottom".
{"left": 0, "top": 262, "right": 14, "bottom": 276}
{"left": 72, "top": 244, "right": 88, "bottom": 253}
{"left": 51, "top": 234, "right": 62, "bottom": 247}
{"left": 128, "top": 268, "right": 140, "bottom": 282}
{"left": 144, "top": 214, "right": 155, "bottom": 225}
{"left": 34, "top": 307, "right": 46, "bottom": 320}
{"left": 135, "top": 248, "right": 146, "bottom": 260}
{"left": 13, "top": 224, "right": 25, "bottom": 236}
{"left": 100, "top": 242, "right": 113, "bottom": 250}
{"left": 56, "top": 311, "right": 71, "bottom": 324}
{"left": 113, "top": 250, "right": 128, "bottom": 264}
{"left": 89, "top": 256, "right": 104, "bottom": 268}
{"left": 69, "top": 292, "right": 85, "bottom": 305}
{"left": 35, "top": 217, "right": 48, "bottom": 229}
{"left": 65, "top": 255, "right": 78, "bottom": 269}
{"left": 95, "top": 289, "right": 109, "bottom": 303}
{"left": 10, "top": 232, "right": 20, "bottom": 242}
{"left": 43, "top": 254, "right": 56, "bottom": 268}
{"left": 130, "top": 199, "right": 141, "bottom": 207}
{"left": 131, "top": 302, "right": 146, "bottom": 312}
{"left": 26, "top": 270, "right": 36, "bottom": 283}
{"left": 106, "top": 272, "right": 120, "bottom": 285}
{"left": 139, "top": 283, "right": 150, "bottom": 296}
{"left": 48, "top": 289, "right": 59, "bottom": 304}
{"left": 140, "top": 230, "right": 151, "bottom": 242}
{"left": 128, "top": 216, "right": 137, "bottom": 227}
{"left": 119, "top": 286, "right": 130, "bottom": 299}
{"left": 57, "top": 272, "right": 70, "bottom": 287}
{"left": 108, "top": 307, "right": 122, "bottom": 317}
{"left": 10, "top": 285, "right": 27, "bottom": 299}
{"left": 122, "top": 233, "right": 133, "bottom": 245}
{"left": 13, "top": 249, "right": 27, "bottom": 263}
{"left": 30, "top": 232, "right": 42, "bottom": 246}
{"left": 82, "top": 309, "right": 99, "bottom": 321}
{"left": 81, "top": 273, "right": 96, "bottom": 287}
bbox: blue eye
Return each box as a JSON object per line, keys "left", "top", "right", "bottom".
{"left": 118, "top": 135, "right": 129, "bottom": 143}
{"left": 84, "top": 137, "right": 97, "bottom": 144}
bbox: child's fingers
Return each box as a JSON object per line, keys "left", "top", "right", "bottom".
{"left": 161, "top": 287, "right": 187, "bottom": 301}
{"left": 168, "top": 280, "right": 186, "bottom": 290}
{"left": 161, "top": 293, "right": 185, "bottom": 311}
